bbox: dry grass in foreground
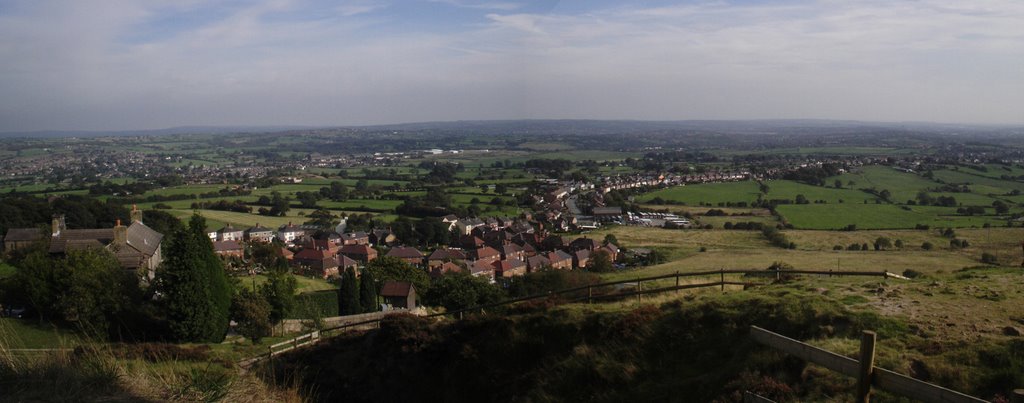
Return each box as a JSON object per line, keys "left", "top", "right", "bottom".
{"left": 0, "top": 326, "right": 304, "bottom": 402}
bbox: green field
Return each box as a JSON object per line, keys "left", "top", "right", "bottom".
{"left": 777, "top": 204, "right": 1008, "bottom": 230}
{"left": 0, "top": 183, "right": 69, "bottom": 193}
{"left": 318, "top": 199, "right": 403, "bottom": 211}
{"left": 147, "top": 184, "right": 231, "bottom": 196}
{"left": 972, "top": 164, "right": 1024, "bottom": 180}
{"left": 636, "top": 179, "right": 872, "bottom": 206}
{"left": 236, "top": 273, "right": 336, "bottom": 294}
{"left": 763, "top": 180, "right": 875, "bottom": 203}
{"left": 637, "top": 181, "right": 761, "bottom": 205}
{"left": 713, "top": 146, "right": 917, "bottom": 156}
{"left": 517, "top": 142, "right": 574, "bottom": 151}
{"left": 828, "top": 166, "right": 939, "bottom": 203}
{"left": 697, "top": 214, "right": 778, "bottom": 228}
{"left": 167, "top": 209, "right": 310, "bottom": 229}
{"left": 931, "top": 169, "right": 1024, "bottom": 196}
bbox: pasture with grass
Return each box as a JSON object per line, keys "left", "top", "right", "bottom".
{"left": 5, "top": 121, "right": 1024, "bottom": 401}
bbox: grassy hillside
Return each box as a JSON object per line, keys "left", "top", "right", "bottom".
{"left": 265, "top": 272, "right": 1024, "bottom": 402}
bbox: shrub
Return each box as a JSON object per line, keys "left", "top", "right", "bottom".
{"left": 981, "top": 253, "right": 999, "bottom": 265}
{"left": 949, "top": 238, "right": 970, "bottom": 249}
{"left": 292, "top": 290, "right": 339, "bottom": 318}
{"left": 922, "top": 242, "right": 934, "bottom": 251}
{"left": 762, "top": 227, "right": 794, "bottom": 249}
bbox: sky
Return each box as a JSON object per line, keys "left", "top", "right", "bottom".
{"left": 1, "top": 0, "right": 1023, "bottom": 132}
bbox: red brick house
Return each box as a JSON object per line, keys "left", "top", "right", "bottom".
{"left": 602, "top": 243, "right": 620, "bottom": 262}
{"left": 470, "top": 259, "right": 495, "bottom": 282}
{"left": 340, "top": 244, "right": 377, "bottom": 264}
{"left": 499, "top": 243, "right": 525, "bottom": 261}
{"left": 430, "top": 261, "right": 464, "bottom": 278}
{"left": 494, "top": 258, "right": 527, "bottom": 278}
{"left": 546, "top": 250, "right": 573, "bottom": 270}
{"left": 293, "top": 247, "right": 341, "bottom": 278}
{"left": 472, "top": 246, "right": 501, "bottom": 265}
{"left": 427, "top": 247, "right": 467, "bottom": 268}
{"left": 386, "top": 246, "right": 425, "bottom": 267}
{"left": 341, "top": 231, "right": 370, "bottom": 245}
{"left": 572, "top": 249, "right": 591, "bottom": 270}
{"left": 526, "top": 254, "right": 551, "bottom": 272}
{"left": 213, "top": 240, "right": 244, "bottom": 258}
{"left": 570, "top": 237, "right": 601, "bottom": 252}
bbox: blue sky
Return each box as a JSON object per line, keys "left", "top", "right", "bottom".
{"left": 0, "top": 0, "right": 1022, "bottom": 131}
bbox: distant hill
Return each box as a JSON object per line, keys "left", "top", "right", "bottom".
{"left": 3, "top": 119, "right": 1021, "bottom": 139}
{"left": 0, "top": 125, "right": 319, "bottom": 138}
{"left": 354, "top": 119, "right": 1024, "bottom": 136}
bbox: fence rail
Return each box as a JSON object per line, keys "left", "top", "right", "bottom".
{"left": 267, "top": 330, "right": 320, "bottom": 358}
{"left": 242, "top": 269, "right": 898, "bottom": 367}
{"left": 750, "top": 326, "right": 986, "bottom": 403}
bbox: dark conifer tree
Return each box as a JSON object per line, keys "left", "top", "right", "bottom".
{"left": 339, "top": 267, "right": 361, "bottom": 315}
{"left": 359, "top": 268, "right": 378, "bottom": 313}
{"left": 158, "top": 214, "right": 232, "bottom": 342}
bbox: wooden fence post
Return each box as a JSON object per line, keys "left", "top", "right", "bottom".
{"left": 636, "top": 277, "right": 642, "bottom": 304}
{"left": 720, "top": 268, "right": 725, "bottom": 291}
{"left": 675, "top": 271, "right": 680, "bottom": 293}
{"left": 588, "top": 285, "right": 592, "bottom": 304}
{"left": 857, "top": 330, "right": 877, "bottom": 403}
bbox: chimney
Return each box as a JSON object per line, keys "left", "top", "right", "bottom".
{"left": 51, "top": 215, "right": 65, "bottom": 236}
{"left": 114, "top": 219, "right": 127, "bottom": 245}
{"left": 130, "top": 204, "right": 143, "bottom": 223}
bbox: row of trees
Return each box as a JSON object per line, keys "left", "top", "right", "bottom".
{"left": 338, "top": 267, "right": 378, "bottom": 315}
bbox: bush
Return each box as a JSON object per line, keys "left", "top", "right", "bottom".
{"left": 833, "top": 245, "right": 843, "bottom": 250}
{"left": 425, "top": 272, "right": 504, "bottom": 311}
{"left": 981, "top": 253, "right": 999, "bottom": 265}
{"left": 902, "top": 269, "right": 923, "bottom": 279}
{"left": 292, "top": 290, "right": 339, "bottom": 318}
{"left": 506, "top": 270, "right": 600, "bottom": 298}
{"left": 762, "top": 227, "right": 795, "bottom": 249}
{"left": 922, "top": 242, "right": 934, "bottom": 251}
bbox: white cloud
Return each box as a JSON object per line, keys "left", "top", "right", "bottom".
{"left": 0, "top": 0, "right": 1022, "bottom": 131}
{"left": 430, "top": 0, "right": 522, "bottom": 11}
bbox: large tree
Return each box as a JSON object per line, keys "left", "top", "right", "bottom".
{"left": 359, "top": 268, "right": 379, "bottom": 313}
{"left": 260, "top": 259, "right": 297, "bottom": 325}
{"left": 231, "top": 288, "right": 272, "bottom": 344}
{"left": 339, "top": 267, "right": 361, "bottom": 315}
{"left": 423, "top": 272, "right": 503, "bottom": 312}
{"left": 365, "top": 256, "right": 431, "bottom": 296}
{"left": 588, "top": 250, "right": 614, "bottom": 273}
{"left": 15, "top": 247, "right": 129, "bottom": 334}
{"left": 157, "top": 214, "right": 233, "bottom": 342}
